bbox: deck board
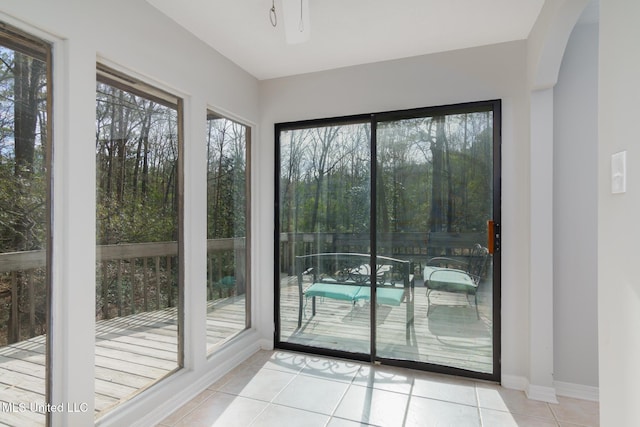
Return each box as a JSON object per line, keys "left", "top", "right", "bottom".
{"left": 279, "top": 276, "right": 494, "bottom": 373}
{"left": 0, "top": 297, "right": 248, "bottom": 425}
{"left": 1, "top": 277, "right": 494, "bottom": 426}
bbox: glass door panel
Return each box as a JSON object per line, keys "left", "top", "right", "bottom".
{"left": 277, "top": 121, "right": 372, "bottom": 355}
{"left": 276, "top": 101, "right": 500, "bottom": 379}
{"left": 375, "top": 110, "right": 496, "bottom": 375}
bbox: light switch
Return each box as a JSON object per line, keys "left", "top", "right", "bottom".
{"left": 611, "top": 151, "right": 626, "bottom": 194}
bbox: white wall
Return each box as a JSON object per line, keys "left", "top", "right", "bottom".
{"left": 0, "top": 1, "right": 261, "bottom": 426}
{"left": 258, "top": 41, "right": 533, "bottom": 381}
{"left": 0, "top": 0, "right": 607, "bottom": 424}
{"left": 598, "top": 0, "right": 640, "bottom": 425}
{"left": 553, "top": 22, "right": 599, "bottom": 390}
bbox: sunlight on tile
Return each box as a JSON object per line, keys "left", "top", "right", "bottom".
{"left": 405, "top": 396, "right": 480, "bottom": 427}
{"left": 157, "top": 350, "right": 600, "bottom": 427}
{"left": 333, "top": 385, "right": 409, "bottom": 426}
{"left": 412, "top": 371, "right": 477, "bottom": 407}
{"left": 273, "top": 374, "right": 349, "bottom": 415}
{"left": 174, "top": 393, "right": 267, "bottom": 427}
{"left": 252, "top": 404, "right": 329, "bottom": 427}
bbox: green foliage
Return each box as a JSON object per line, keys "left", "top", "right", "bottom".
{"left": 96, "top": 195, "right": 175, "bottom": 244}
{"left": 206, "top": 118, "right": 247, "bottom": 240}
{"left": 0, "top": 47, "right": 48, "bottom": 253}
{"left": 0, "top": 44, "right": 49, "bottom": 345}
{"left": 95, "top": 82, "right": 179, "bottom": 244}
{"left": 279, "top": 112, "right": 494, "bottom": 239}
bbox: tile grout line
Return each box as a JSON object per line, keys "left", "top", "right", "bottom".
{"left": 161, "top": 388, "right": 215, "bottom": 426}
{"left": 249, "top": 355, "right": 335, "bottom": 425}
{"left": 245, "top": 362, "right": 300, "bottom": 427}
{"left": 547, "top": 401, "right": 561, "bottom": 425}
{"left": 401, "top": 379, "right": 416, "bottom": 427}
{"left": 316, "top": 354, "right": 364, "bottom": 424}
{"left": 475, "top": 382, "right": 485, "bottom": 427}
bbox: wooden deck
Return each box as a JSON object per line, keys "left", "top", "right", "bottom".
{"left": 1, "top": 276, "right": 493, "bottom": 426}
{"left": 279, "top": 275, "right": 494, "bottom": 374}
{"left": 0, "top": 296, "right": 247, "bottom": 426}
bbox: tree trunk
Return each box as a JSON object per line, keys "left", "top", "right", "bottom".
{"left": 377, "top": 159, "right": 389, "bottom": 232}
{"left": 429, "top": 116, "right": 445, "bottom": 233}
{"left": 142, "top": 134, "right": 149, "bottom": 203}
{"left": 133, "top": 103, "right": 153, "bottom": 208}
{"left": 13, "top": 53, "right": 42, "bottom": 181}
{"left": 444, "top": 124, "right": 454, "bottom": 232}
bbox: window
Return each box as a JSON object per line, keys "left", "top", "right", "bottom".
{"left": 95, "top": 64, "right": 183, "bottom": 417}
{"left": 0, "top": 22, "right": 52, "bottom": 426}
{"left": 206, "top": 111, "right": 250, "bottom": 353}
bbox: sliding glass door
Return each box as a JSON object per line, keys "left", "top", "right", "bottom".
{"left": 276, "top": 120, "right": 372, "bottom": 356}
{"left": 375, "top": 107, "right": 499, "bottom": 376}
{"left": 275, "top": 101, "right": 500, "bottom": 380}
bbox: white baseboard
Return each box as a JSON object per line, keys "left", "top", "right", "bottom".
{"left": 502, "top": 375, "right": 558, "bottom": 403}
{"left": 554, "top": 381, "right": 599, "bottom": 402}
{"left": 501, "top": 375, "right": 599, "bottom": 403}
{"left": 501, "top": 374, "right": 529, "bottom": 391}
{"left": 526, "top": 384, "right": 559, "bottom": 403}
{"left": 259, "top": 338, "right": 274, "bottom": 350}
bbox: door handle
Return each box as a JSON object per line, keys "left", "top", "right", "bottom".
{"left": 487, "top": 220, "right": 500, "bottom": 254}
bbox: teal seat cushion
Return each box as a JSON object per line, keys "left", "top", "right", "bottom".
{"left": 424, "top": 267, "right": 477, "bottom": 294}
{"left": 354, "top": 286, "right": 405, "bottom": 306}
{"left": 305, "top": 283, "right": 362, "bottom": 301}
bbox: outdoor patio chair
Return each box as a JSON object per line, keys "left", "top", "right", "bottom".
{"left": 215, "top": 275, "right": 236, "bottom": 298}
{"left": 295, "top": 253, "right": 413, "bottom": 331}
{"left": 423, "top": 243, "right": 488, "bottom": 319}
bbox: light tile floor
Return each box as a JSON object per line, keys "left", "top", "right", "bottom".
{"left": 157, "top": 350, "right": 599, "bottom": 427}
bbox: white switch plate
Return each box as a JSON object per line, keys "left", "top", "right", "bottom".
{"left": 611, "top": 151, "right": 626, "bottom": 194}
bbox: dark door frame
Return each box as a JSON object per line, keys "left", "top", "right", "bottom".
{"left": 274, "top": 100, "right": 501, "bottom": 383}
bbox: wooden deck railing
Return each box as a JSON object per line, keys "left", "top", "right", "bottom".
{"left": 0, "top": 238, "right": 245, "bottom": 345}
{"left": 279, "top": 231, "right": 486, "bottom": 275}
{"left": 1, "top": 231, "right": 483, "bottom": 344}
{"left": 97, "top": 241, "right": 179, "bottom": 320}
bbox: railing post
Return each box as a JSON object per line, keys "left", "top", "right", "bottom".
{"left": 130, "top": 258, "right": 136, "bottom": 315}
{"left": 10, "top": 271, "right": 19, "bottom": 344}
{"left": 235, "top": 243, "right": 245, "bottom": 295}
{"left": 207, "top": 254, "right": 214, "bottom": 300}
{"left": 117, "top": 260, "right": 123, "bottom": 317}
{"left": 155, "top": 257, "right": 161, "bottom": 309}
{"left": 143, "top": 257, "right": 149, "bottom": 312}
{"left": 166, "top": 256, "right": 172, "bottom": 307}
{"left": 217, "top": 254, "right": 222, "bottom": 298}
{"left": 28, "top": 272, "right": 35, "bottom": 337}
{"left": 102, "top": 260, "right": 109, "bottom": 319}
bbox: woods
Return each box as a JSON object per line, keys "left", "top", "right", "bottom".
{"left": 1, "top": 57, "right": 251, "bottom": 340}
{"left": 96, "top": 81, "right": 179, "bottom": 245}
{"left": 207, "top": 114, "right": 247, "bottom": 241}
{"left": 206, "top": 113, "right": 248, "bottom": 298}
{"left": 0, "top": 49, "right": 48, "bottom": 254}
{"left": 0, "top": 45, "right": 49, "bottom": 344}
{"left": 278, "top": 112, "right": 493, "bottom": 254}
